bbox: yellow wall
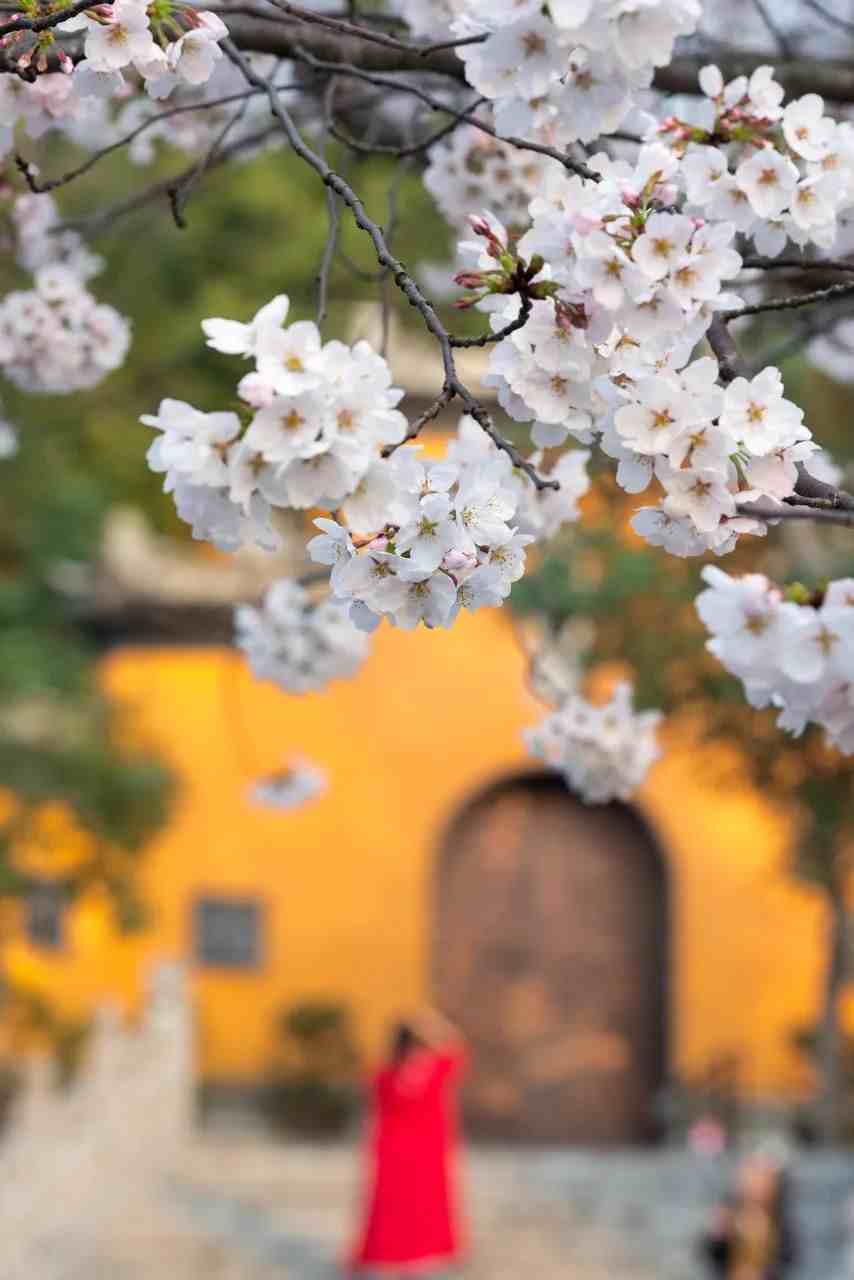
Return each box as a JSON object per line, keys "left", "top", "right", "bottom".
{"left": 1, "top": 607, "right": 828, "bottom": 1099}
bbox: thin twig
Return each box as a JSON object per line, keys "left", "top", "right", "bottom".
{"left": 722, "top": 280, "right": 854, "bottom": 321}
{"left": 449, "top": 295, "right": 533, "bottom": 349}
{"left": 0, "top": 0, "right": 98, "bottom": 37}
{"left": 416, "top": 32, "right": 488, "bottom": 56}
{"left": 316, "top": 186, "right": 341, "bottom": 326}
{"left": 741, "top": 256, "right": 854, "bottom": 273}
{"left": 737, "top": 502, "right": 854, "bottom": 527}
{"left": 383, "top": 387, "right": 454, "bottom": 453}
{"left": 223, "top": 40, "right": 556, "bottom": 491}
{"left": 168, "top": 100, "right": 251, "bottom": 229}
{"left": 801, "top": 0, "right": 854, "bottom": 35}
{"left": 315, "top": 77, "right": 341, "bottom": 325}
{"left": 328, "top": 94, "right": 487, "bottom": 158}
{"left": 56, "top": 125, "right": 277, "bottom": 235}
{"left": 745, "top": 303, "right": 854, "bottom": 375}
{"left": 378, "top": 147, "right": 412, "bottom": 358}
{"left": 14, "top": 84, "right": 296, "bottom": 194}
{"left": 260, "top": 0, "right": 483, "bottom": 58}
{"left": 747, "top": 0, "right": 794, "bottom": 57}
{"left": 291, "top": 43, "right": 596, "bottom": 179}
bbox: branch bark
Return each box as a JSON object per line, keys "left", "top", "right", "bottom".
{"left": 653, "top": 53, "right": 854, "bottom": 104}
{"left": 223, "top": 26, "right": 854, "bottom": 107}
{"left": 226, "top": 14, "right": 466, "bottom": 78}
{"left": 222, "top": 38, "right": 558, "bottom": 490}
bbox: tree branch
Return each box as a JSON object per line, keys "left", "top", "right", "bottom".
{"left": 222, "top": 38, "right": 557, "bottom": 491}
{"left": 15, "top": 85, "right": 294, "bottom": 194}
{"left": 789, "top": 466, "right": 854, "bottom": 513}
{"left": 56, "top": 124, "right": 277, "bottom": 235}
{"left": 736, "top": 502, "right": 854, "bottom": 527}
{"left": 653, "top": 53, "right": 854, "bottom": 104}
{"left": 747, "top": 0, "right": 794, "bottom": 58}
{"left": 709, "top": 317, "right": 854, "bottom": 514}
{"left": 0, "top": 0, "right": 97, "bottom": 37}
{"left": 706, "top": 317, "right": 744, "bottom": 385}
{"left": 722, "top": 281, "right": 854, "bottom": 321}
{"left": 219, "top": 26, "right": 854, "bottom": 109}
{"left": 449, "top": 296, "right": 532, "bottom": 349}
{"left": 226, "top": 13, "right": 466, "bottom": 78}
{"left": 801, "top": 0, "right": 854, "bottom": 36}
{"left": 741, "top": 257, "right": 854, "bottom": 274}
{"left": 168, "top": 99, "right": 251, "bottom": 229}
{"left": 291, "top": 43, "right": 595, "bottom": 177}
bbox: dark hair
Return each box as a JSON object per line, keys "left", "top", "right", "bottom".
{"left": 389, "top": 1021, "right": 422, "bottom": 1065}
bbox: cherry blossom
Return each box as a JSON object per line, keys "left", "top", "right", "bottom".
{"left": 236, "top": 579, "right": 371, "bottom": 693}
{"left": 249, "top": 757, "right": 328, "bottom": 809}
{"left": 142, "top": 295, "right": 407, "bottom": 545}
{"left": 304, "top": 417, "right": 587, "bottom": 634}
{"left": 697, "top": 569, "right": 854, "bottom": 753}
{"left": 525, "top": 681, "right": 662, "bottom": 804}
{"left": 7, "top": 4, "right": 854, "bottom": 787}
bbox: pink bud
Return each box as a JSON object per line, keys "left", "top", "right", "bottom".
{"left": 468, "top": 214, "right": 492, "bottom": 238}
{"left": 572, "top": 212, "right": 601, "bottom": 235}
{"left": 368, "top": 535, "right": 388, "bottom": 551}
{"left": 443, "top": 549, "right": 476, "bottom": 572}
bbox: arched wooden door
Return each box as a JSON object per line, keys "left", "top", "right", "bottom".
{"left": 433, "top": 772, "right": 669, "bottom": 1145}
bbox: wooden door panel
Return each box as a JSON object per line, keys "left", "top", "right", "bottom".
{"left": 434, "top": 773, "right": 668, "bottom": 1144}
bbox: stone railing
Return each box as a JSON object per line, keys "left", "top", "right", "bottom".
{"left": 0, "top": 962, "right": 193, "bottom": 1280}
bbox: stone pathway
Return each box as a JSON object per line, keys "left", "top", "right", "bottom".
{"left": 6, "top": 1136, "right": 854, "bottom": 1278}
{"left": 161, "top": 1138, "right": 854, "bottom": 1280}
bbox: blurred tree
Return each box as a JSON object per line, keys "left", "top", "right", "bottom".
{"left": 512, "top": 346, "right": 854, "bottom": 1144}
{"left": 0, "top": 140, "right": 450, "bottom": 945}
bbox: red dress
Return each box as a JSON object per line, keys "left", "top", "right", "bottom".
{"left": 349, "top": 1047, "right": 467, "bottom": 1273}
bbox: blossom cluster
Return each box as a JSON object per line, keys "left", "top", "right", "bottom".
{"left": 249, "top": 757, "right": 327, "bottom": 810}
{"left": 0, "top": 40, "right": 282, "bottom": 172}
{"left": 235, "top": 579, "right": 371, "bottom": 693}
{"left": 622, "top": 361, "right": 815, "bottom": 557}
{"left": 472, "top": 108, "right": 830, "bottom": 555}
{"left": 0, "top": 194, "right": 130, "bottom": 394}
{"left": 142, "top": 294, "right": 408, "bottom": 550}
{"left": 659, "top": 65, "right": 854, "bottom": 256}
{"left": 306, "top": 415, "right": 589, "bottom": 634}
{"left": 424, "top": 122, "right": 557, "bottom": 233}
{"left": 696, "top": 568, "right": 854, "bottom": 753}
{"left": 524, "top": 681, "right": 661, "bottom": 804}
{"left": 449, "top": 0, "right": 701, "bottom": 148}
{"left": 2, "top": 0, "right": 226, "bottom": 97}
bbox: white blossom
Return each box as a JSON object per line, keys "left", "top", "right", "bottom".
{"left": 525, "top": 682, "right": 661, "bottom": 804}
{"left": 250, "top": 757, "right": 327, "bottom": 810}
{"left": 236, "top": 579, "right": 371, "bottom": 693}
{"left": 697, "top": 568, "right": 854, "bottom": 754}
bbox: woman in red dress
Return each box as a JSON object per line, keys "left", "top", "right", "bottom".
{"left": 349, "top": 1009, "right": 467, "bottom": 1275}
